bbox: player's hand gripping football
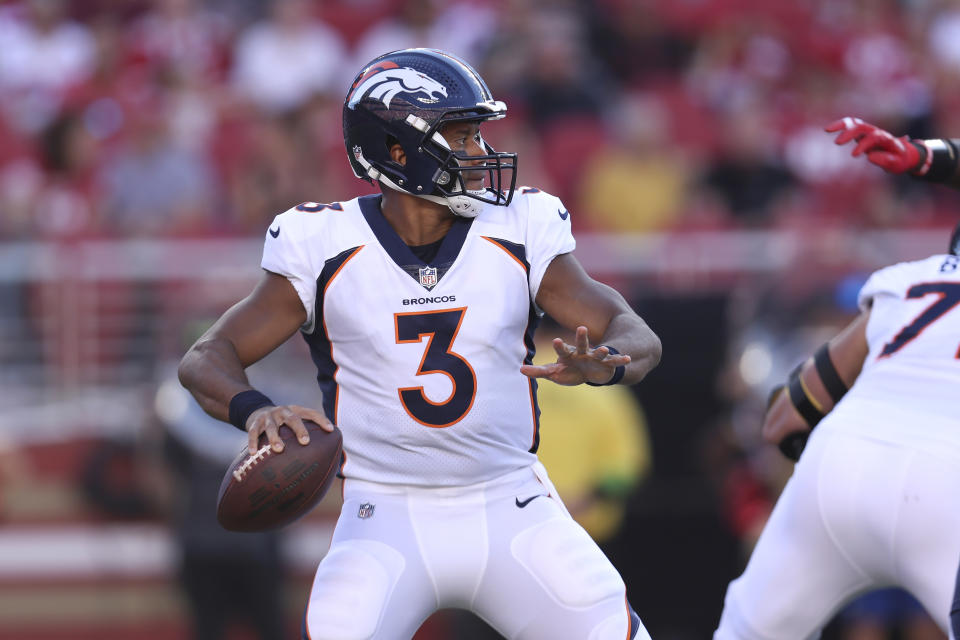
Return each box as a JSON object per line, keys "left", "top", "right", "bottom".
{"left": 245, "top": 404, "right": 333, "bottom": 455}
{"left": 824, "top": 116, "right": 925, "bottom": 174}
{"left": 520, "top": 326, "right": 630, "bottom": 386}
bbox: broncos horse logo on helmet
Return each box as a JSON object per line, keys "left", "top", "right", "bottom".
{"left": 346, "top": 62, "right": 448, "bottom": 109}
{"left": 343, "top": 48, "right": 517, "bottom": 218}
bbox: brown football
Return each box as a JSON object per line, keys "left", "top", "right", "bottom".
{"left": 216, "top": 421, "right": 342, "bottom": 532}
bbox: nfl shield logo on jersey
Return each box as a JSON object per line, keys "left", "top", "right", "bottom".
{"left": 419, "top": 266, "right": 438, "bottom": 288}
{"left": 357, "top": 502, "right": 375, "bottom": 519}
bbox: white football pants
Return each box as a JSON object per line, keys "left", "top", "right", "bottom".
{"left": 303, "top": 462, "right": 651, "bottom": 640}
{"left": 714, "top": 428, "right": 960, "bottom": 640}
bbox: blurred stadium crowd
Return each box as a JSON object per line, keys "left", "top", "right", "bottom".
{"left": 4, "top": 0, "right": 960, "bottom": 241}
{"left": 3, "top": 0, "right": 960, "bottom": 639}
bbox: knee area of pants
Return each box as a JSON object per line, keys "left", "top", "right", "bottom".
{"left": 714, "top": 597, "right": 773, "bottom": 640}
{"left": 305, "top": 542, "right": 405, "bottom": 640}
{"left": 510, "top": 517, "right": 624, "bottom": 608}
{"left": 587, "top": 613, "right": 653, "bottom": 640}
{"left": 588, "top": 613, "right": 625, "bottom": 640}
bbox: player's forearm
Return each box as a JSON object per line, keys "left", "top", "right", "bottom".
{"left": 600, "top": 313, "right": 662, "bottom": 385}
{"left": 178, "top": 337, "right": 255, "bottom": 422}
{"left": 911, "top": 137, "right": 960, "bottom": 188}
{"left": 940, "top": 139, "right": 960, "bottom": 188}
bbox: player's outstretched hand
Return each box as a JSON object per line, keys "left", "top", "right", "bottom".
{"left": 520, "top": 326, "right": 630, "bottom": 386}
{"left": 824, "top": 116, "right": 923, "bottom": 174}
{"left": 245, "top": 404, "right": 333, "bottom": 455}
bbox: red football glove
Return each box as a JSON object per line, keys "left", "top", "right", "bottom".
{"left": 825, "top": 117, "right": 927, "bottom": 175}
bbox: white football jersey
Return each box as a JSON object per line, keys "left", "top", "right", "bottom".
{"left": 822, "top": 254, "right": 960, "bottom": 456}
{"left": 261, "top": 189, "right": 575, "bottom": 486}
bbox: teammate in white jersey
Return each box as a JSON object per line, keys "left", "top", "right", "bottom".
{"left": 713, "top": 222, "right": 960, "bottom": 638}
{"left": 828, "top": 116, "right": 960, "bottom": 639}
{"left": 179, "top": 48, "right": 661, "bottom": 640}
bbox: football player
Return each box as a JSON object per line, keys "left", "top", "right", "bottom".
{"left": 179, "top": 48, "right": 661, "bottom": 640}
{"left": 713, "top": 213, "right": 960, "bottom": 636}
{"left": 829, "top": 116, "right": 960, "bottom": 640}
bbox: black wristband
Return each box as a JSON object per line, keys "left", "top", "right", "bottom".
{"left": 778, "top": 431, "right": 810, "bottom": 462}
{"left": 813, "top": 343, "right": 847, "bottom": 405}
{"left": 766, "top": 383, "right": 786, "bottom": 410}
{"left": 916, "top": 139, "right": 959, "bottom": 183}
{"left": 786, "top": 364, "right": 824, "bottom": 428}
{"left": 586, "top": 345, "right": 626, "bottom": 386}
{"left": 228, "top": 389, "right": 274, "bottom": 432}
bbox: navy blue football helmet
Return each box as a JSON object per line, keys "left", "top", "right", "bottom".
{"left": 343, "top": 48, "right": 517, "bottom": 217}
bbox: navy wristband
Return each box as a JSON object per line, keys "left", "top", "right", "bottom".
{"left": 586, "top": 345, "right": 626, "bottom": 386}
{"left": 228, "top": 389, "right": 274, "bottom": 431}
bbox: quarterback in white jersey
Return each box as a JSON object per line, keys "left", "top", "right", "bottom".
{"left": 179, "top": 49, "right": 661, "bottom": 640}
{"left": 261, "top": 189, "right": 572, "bottom": 487}
{"left": 714, "top": 237, "right": 960, "bottom": 639}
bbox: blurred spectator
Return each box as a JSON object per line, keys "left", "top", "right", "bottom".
{"left": 0, "top": 0, "right": 95, "bottom": 134}
{"left": 220, "top": 93, "right": 370, "bottom": 232}
{"left": 81, "top": 435, "right": 158, "bottom": 520}
{"left": 586, "top": 0, "right": 694, "bottom": 89}
{"left": 225, "top": 109, "right": 305, "bottom": 231}
{"left": 515, "top": 5, "right": 611, "bottom": 129}
{"left": 231, "top": 0, "right": 348, "bottom": 115}
{"left": 0, "top": 109, "right": 99, "bottom": 238}
{"left": 351, "top": 0, "right": 496, "bottom": 74}
{"left": 98, "top": 93, "right": 216, "bottom": 235}
{"left": 155, "top": 376, "right": 286, "bottom": 640}
{"left": 126, "top": 0, "right": 232, "bottom": 82}
{"left": 927, "top": 2, "right": 960, "bottom": 74}
{"left": 700, "top": 106, "right": 796, "bottom": 226}
{"left": 498, "top": 4, "right": 614, "bottom": 206}
{"left": 577, "top": 93, "right": 693, "bottom": 232}
{"left": 835, "top": 0, "right": 929, "bottom": 124}
{"left": 33, "top": 109, "right": 101, "bottom": 236}
{"left": 474, "top": 0, "right": 537, "bottom": 99}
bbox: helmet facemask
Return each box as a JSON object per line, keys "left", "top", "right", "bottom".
{"left": 411, "top": 111, "right": 517, "bottom": 217}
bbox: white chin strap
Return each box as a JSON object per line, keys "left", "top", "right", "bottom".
{"left": 374, "top": 177, "right": 482, "bottom": 218}
{"left": 418, "top": 192, "right": 483, "bottom": 218}
{"left": 352, "top": 142, "right": 484, "bottom": 218}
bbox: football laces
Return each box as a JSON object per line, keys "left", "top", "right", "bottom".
{"left": 233, "top": 442, "right": 274, "bottom": 482}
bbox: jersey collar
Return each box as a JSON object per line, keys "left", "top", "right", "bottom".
{"left": 358, "top": 194, "right": 474, "bottom": 289}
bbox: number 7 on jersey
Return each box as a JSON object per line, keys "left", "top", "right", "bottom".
{"left": 880, "top": 282, "right": 960, "bottom": 358}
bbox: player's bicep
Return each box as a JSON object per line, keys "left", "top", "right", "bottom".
{"left": 801, "top": 311, "right": 870, "bottom": 404}
{"left": 826, "top": 311, "right": 870, "bottom": 384}
{"left": 536, "top": 253, "right": 629, "bottom": 337}
{"left": 202, "top": 270, "right": 307, "bottom": 366}
{"left": 762, "top": 311, "right": 870, "bottom": 445}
